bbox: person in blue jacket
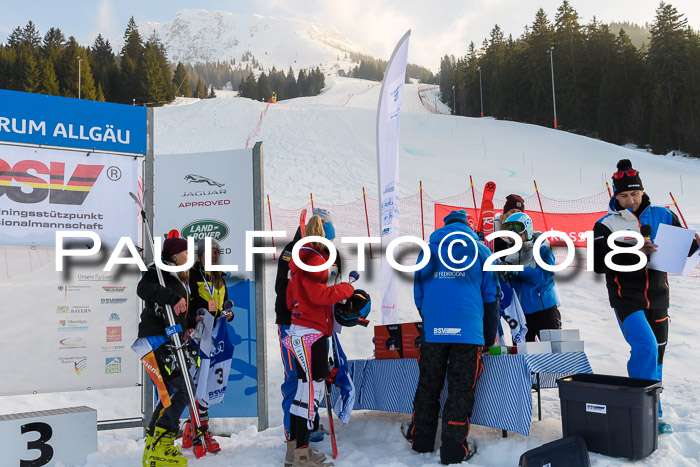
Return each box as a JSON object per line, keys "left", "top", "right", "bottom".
{"left": 402, "top": 210, "right": 500, "bottom": 465}
{"left": 500, "top": 212, "right": 561, "bottom": 342}
{"left": 593, "top": 159, "right": 700, "bottom": 435}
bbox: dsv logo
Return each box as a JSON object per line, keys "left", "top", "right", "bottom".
{"left": 0, "top": 159, "right": 104, "bottom": 205}
{"left": 184, "top": 174, "right": 224, "bottom": 187}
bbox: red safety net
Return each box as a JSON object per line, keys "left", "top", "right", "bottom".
{"left": 264, "top": 188, "right": 697, "bottom": 277}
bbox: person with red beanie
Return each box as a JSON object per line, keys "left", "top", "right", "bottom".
{"left": 494, "top": 194, "right": 526, "bottom": 252}
{"left": 134, "top": 236, "right": 194, "bottom": 466}
{"left": 284, "top": 214, "right": 354, "bottom": 466}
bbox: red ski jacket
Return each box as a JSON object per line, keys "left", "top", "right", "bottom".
{"left": 287, "top": 246, "right": 353, "bottom": 336}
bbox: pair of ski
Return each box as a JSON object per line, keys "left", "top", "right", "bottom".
{"left": 477, "top": 181, "right": 496, "bottom": 250}
{"left": 130, "top": 192, "right": 208, "bottom": 459}
{"left": 299, "top": 209, "right": 339, "bottom": 460}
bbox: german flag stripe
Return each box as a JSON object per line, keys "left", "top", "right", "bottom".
{"left": 49, "top": 184, "right": 93, "bottom": 191}
{"left": 65, "top": 180, "right": 98, "bottom": 187}
{"left": 56, "top": 176, "right": 100, "bottom": 182}
{"left": 13, "top": 181, "right": 49, "bottom": 189}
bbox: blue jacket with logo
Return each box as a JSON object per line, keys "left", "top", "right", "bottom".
{"left": 593, "top": 194, "right": 688, "bottom": 312}
{"left": 506, "top": 241, "right": 559, "bottom": 315}
{"left": 414, "top": 222, "right": 500, "bottom": 344}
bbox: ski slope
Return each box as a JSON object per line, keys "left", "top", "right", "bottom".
{"left": 2, "top": 76, "right": 699, "bottom": 466}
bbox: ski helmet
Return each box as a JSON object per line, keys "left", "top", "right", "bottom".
{"left": 334, "top": 289, "right": 371, "bottom": 327}
{"left": 502, "top": 212, "right": 534, "bottom": 241}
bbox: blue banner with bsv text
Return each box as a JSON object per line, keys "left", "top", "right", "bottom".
{"left": 0, "top": 89, "right": 146, "bottom": 154}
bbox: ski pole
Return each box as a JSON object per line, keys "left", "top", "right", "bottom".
{"left": 130, "top": 192, "right": 207, "bottom": 458}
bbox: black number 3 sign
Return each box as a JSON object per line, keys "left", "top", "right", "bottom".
{"left": 20, "top": 422, "right": 54, "bottom": 467}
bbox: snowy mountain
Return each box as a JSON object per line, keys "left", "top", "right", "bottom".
{"left": 2, "top": 78, "right": 699, "bottom": 466}
{"left": 132, "top": 10, "right": 375, "bottom": 73}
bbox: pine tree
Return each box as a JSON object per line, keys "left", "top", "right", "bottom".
{"left": 7, "top": 27, "right": 23, "bottom": 48}
{"left": 90, "top": 34, "right": 115, "bottom": 100}
{"left": 22, "top": 21, "right": 42, "bottom": 48}
{"left": 57, "top": 38, "right": 96, "bottom": 99}
{"left": 554, "top": 0, "right": 585, "bottom": 130}
{"left": 172, "top": 62, "right": 192, "bottom": 97}
{"left": 526, "top": 8, "right": 556, "bottom": 126}
{"left": 96, "top": 81, "right": 105, "bottom": 101}
{"left": 121, "top": 17, "right": 143, "bottom": 61}
{"left": 297, "top": 69, "right": 309, "bottom": 96}
{"left": 138, "top": 42, "right": 167, "bottom": 103}
{"left": 196, "top": 78, "right": 206, "bottom": 98}
{"left": 284, "top": 66, "right": 298, "bottom": 99}
{"left": 257, "top": 72, "right": 271, "bottom": 101}
{"left": 648, "top": 2, "right": 689, "bottom": 153}
{"left": 0, "top": 47, "right": 18, "bottom": 90}
{"left": 42, "top": 27, "right": 66, "bottom": 64}
{"left": 678, "top": 29, "right": 700, "bottom": 154}
{"left": 19, "top": 46, "right": 40, "bottom": 92}
{"left": 38, "top": 58, "right": 60, "bottom": 95}
{"left": 118, "top": 17, "right": 144, "bottom": 104}
{"left": 239, "top": 72, "right": 257, "bottom": 99}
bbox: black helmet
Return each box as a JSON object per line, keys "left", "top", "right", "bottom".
{"left": 334, "top": 289, "right": 371, "bottom": 327}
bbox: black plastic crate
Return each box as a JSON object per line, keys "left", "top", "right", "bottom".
{"left": 557, "top": 373, "right": 662, "bottom": 460}
{"left": 519, "top": 435, "right": 590, "bottom": 466}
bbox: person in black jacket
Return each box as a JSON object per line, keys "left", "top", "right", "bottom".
{"left": 181, "top": 237, "right": 233, "bottom": 454}
{"left": 593, "top": 159, "right": 700, "bottom": 434}
{"left": 136, "top": 237, "right": 193, "bottom": 466}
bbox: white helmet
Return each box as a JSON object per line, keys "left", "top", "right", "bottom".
{"left": 502, "top": 212, "right": 534, "bottom": 241}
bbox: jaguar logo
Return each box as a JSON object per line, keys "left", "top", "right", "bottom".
{"left": 184, "top": 174, "right": 224, "bottom": 187}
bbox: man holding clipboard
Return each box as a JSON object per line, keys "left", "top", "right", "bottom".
{"left": 592, "top": 159, "right": 700, "bottom": 435}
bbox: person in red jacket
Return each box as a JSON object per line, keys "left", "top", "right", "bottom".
{"left": 284, "top": 214, "right": 354, "bottom": 466}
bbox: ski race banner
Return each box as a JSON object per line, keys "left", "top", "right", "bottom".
{"left": 0, "top": 147, "right": 141, "bottom": 394}
{"left": 154, "top": 148, "right": 262, "bottom": 419}
{"left": 434, "top": 202, "right": 605, "bottom": 247}
{"left": 0, "top": 90, "right": 145, "bottom": 396}
{"left": 377, "top": 30, "right": 410, "bottom": 325}
{"left": 0, "top": 88, "right": 146, "bottom": 154}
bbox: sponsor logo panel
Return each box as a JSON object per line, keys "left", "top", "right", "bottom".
{"left": 105, "top": 357, "right": 122, "bottom": 374}
{"left": 59, "top": 337, "right": 87, "bottom": 349}
{"left": 106, "top": 326, "right": 122, "bottom": 342}
{"left": 180, "top": 219, "right": 230, "bottom": 241}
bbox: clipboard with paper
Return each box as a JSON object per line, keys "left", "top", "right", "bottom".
{"left": 647, "top": 223, "right": 697, "bottom": 275}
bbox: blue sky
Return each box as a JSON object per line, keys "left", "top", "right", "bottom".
{"left": 1, "top": 0, "right": 699, "bottom": 68}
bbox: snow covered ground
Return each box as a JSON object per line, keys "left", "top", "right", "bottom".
{"left": 2, "top": 76, "right": 699, "bottom": 466}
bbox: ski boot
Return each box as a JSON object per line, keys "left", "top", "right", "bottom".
{"left": 145, "top": 426, "right": 189, "bottom": 466}
{"left": 142, "top": 427, "right": 154, "bottom": 467}
{"left": 182, "top": 418, "right": 220, "bottom": 453}
{"left": 440, "top": 437, "right": 477, "bottom": 464}
{"left": 400, "top": 421, "right": 413, "bottom": 442}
